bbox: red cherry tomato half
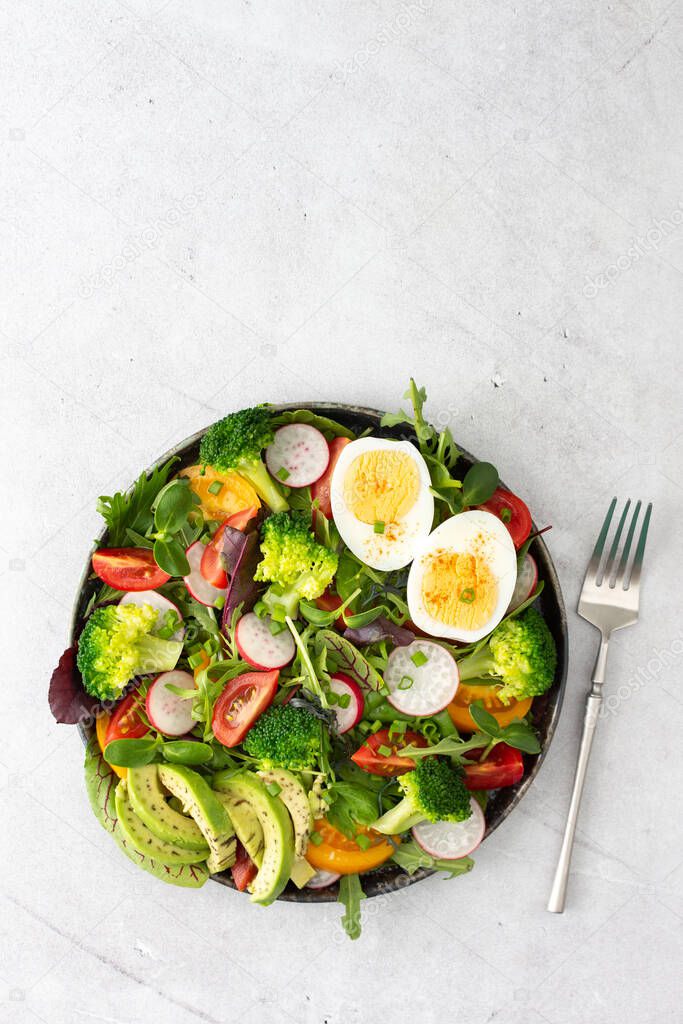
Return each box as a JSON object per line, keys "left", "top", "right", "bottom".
{"left": 231, "top": 840, "right": 258, "bottom": 891}
{"left": 105, "top": 692, "right": 149, "bottom": 745}
{"left": 200, "top": 507, "right": 259, "bottom": 588}
{"left": 351, "top": 727, "right": 428, "bottom": 777}
{"left": 211, "top": 670, "right": 279, "bottom": 748}
{"left": 311, "top": 437, "right": 351, "bottom": 519}
{"left": 462, "top": 743, "right": 524, "bottom": 790}
{"left": 92, "top": 548, "right": 170, "bottom": 592}
{"left": 477, "top": 488, "right": 532, "bottom": 549}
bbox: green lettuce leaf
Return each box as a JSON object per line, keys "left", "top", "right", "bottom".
{"left": 391, "top": 841, "right": 474, "bottom": 879}
{"left": 338, "top": 874, "right": 366, "bottom": 940}
{"left": 271, "top": 409, "right": 355, "bottom": 440}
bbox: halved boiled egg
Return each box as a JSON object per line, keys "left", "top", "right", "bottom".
{"left": 407, "top": 509, "right": 517, "bottom": 642}
{"left": 330, "top": 437, "right": 434, "bottom": 571}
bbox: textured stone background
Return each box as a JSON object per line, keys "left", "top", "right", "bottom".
{"left": 1, "top": 2, "right": 682, "bottom": 1022}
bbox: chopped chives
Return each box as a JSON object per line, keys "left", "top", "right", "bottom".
{"left": 269, "top": 618, "right": 285, "bottom": 636}
{"left": 277, "top": 467, "right": 290, "bottom": 481}
{"left": 500, "top": 506, "right": 513, "bottom": 523}
{"left": 337, "top": 693, "right": 351, "bottom": 709}
{"left": 208, "top": 480, "right": 223, "bottom": 495}
{"left": 398, "top": 675, "right": 414, "bottom": 690}
{"left": 410, "top": 650, "right": 428, "bottom": 668}
{"left": 370, "top": 720, "right": 383, "bottom": 734}
{"left": 309, "top": 830, "right": 323, "bottom": 846}
{"left": 214, "top": 595, "right": 225, "bottom": 610}
{"left": 377, "top": 744, "right": 393, "bottom": 757}
{"left": 265, "top": 782, "right": 281, "bottom": 797}
{"left": 355, "top": 834, "right": 371, "bottom": 850}
{"left": 389, "top": 720, "right": 407, "bottom": 736}
{"left": 327, "top": 691, "right": 339, "bottom": 706}
{"left": 188, "top": 651, "right": 205, "bottom": 669}
{"left": 373, "top": 521, "right": 385, "bottom": 534}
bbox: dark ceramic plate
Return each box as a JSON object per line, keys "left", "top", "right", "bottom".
{"left": 75, "top": 403, "right": 568, "bottom": 903}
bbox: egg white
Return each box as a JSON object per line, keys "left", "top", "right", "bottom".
{"left": 330, "top": 437, "right": 434, "bottom": 571}
{"left": 407, "top": 509, "right": 517, "bottom": 642}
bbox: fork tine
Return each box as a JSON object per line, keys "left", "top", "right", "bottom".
{"left": 600, "top": 499, "right": 631, "bottom": 586}
{"left": 584, "top": 497, "right": 617, "bottom": 585}
{"left": 612, "top": 500, "right": 641, "bottom": 588}
{"left": 623, "top": 502, "right": 652, "bottom": 590}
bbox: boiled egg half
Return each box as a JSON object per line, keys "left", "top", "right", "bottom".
{"left": 330, "top": 437, "right": 434, "bottom": 571}
{"left": 407, "top": 509, "right": 517, "bottom": 642}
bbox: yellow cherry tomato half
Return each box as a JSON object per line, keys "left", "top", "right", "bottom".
{"left": 179, "top": 464, "right": 260, "bottom": 521}
{"left": 448, "top": 682, "right": 533, "bottom": 732}
{"left": 95, "top": 713, "right": 127, "bottom": 780}
{"left": 306, "top": 819, "right": 398, "bottom": 875}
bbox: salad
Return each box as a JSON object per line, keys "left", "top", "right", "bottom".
{"left": 49, "top": 382, "right": 557, "bottom": 939}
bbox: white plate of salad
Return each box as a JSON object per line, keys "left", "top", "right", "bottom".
{"left": 49, "top": 382, "right": 567, "bottom": 940}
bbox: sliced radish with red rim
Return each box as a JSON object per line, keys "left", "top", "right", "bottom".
{"left": 384, "top": 640, "right": 459, "bottom": 716}
{"left": 305, "top": 869, "right": 341, "bottom": 889}
{"left": 183, "top": 541, "right": 227, "bottom": 607}
{"left": 146, "top": 670, "right": 196, "bottom": 737}
{"left": 119, "top": 590, "right": 184, "bottom": 641}
{"left": 412, "top": 798, "right": 485, "bottom": 859}
{"left": 265, "top": 424, "right": 330, "bottom": 488}
{"left": 327, "top": 673, "right": 364, "bottom": 734}
{"left": 235, "top": 612, "right": 295, "bottom": 670}
{"left": 507, "top": 554, "right": 538, "bottom": 613}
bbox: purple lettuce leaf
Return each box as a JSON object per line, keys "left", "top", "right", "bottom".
{"left": 48, "top": 645, "right": 100, "bottom": 725}
{"left": 221, "top": 525, "right": 263, "bottom": 630}
{"left": 343, "top": 617, "right": 414, "bottom": 648}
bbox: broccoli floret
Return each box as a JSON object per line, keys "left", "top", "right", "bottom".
{"left": 254, "top": 511, "right": 338, "bottom": 621}
{"left": 457, "top": 606, "right": 557, "bottom": 705}
{"left": 199, "top": 406, "right": 288, "bottom": 513}
{"left": 243, "top": 705, "right": 323, "bottom": 771}
{"left": 372, "top": 758, "right": 472, "bottom": 834}
{"left": 76, "top": 604, "right": 183, "bottom": 702}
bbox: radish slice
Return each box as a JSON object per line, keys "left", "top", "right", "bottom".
{"left": 119, "top": 590, "right": 184, "bottom": 641}
{"left": 235, "top": 612, "right": 295, "bottom": 670}
{"left": 265, "top": 424, "right": 330, "bottom": 488}
{"left": 183, "top": 541, "right": 227, "bottom": 607}
{"left": 146, "top": 670, "right": 195, "bottom": 736}
{"left": 385, "top": 640, "right": 459, "bottom": 716}
{"left": 328, "top": 672, "right": 364, "bottom": 734}
{"left": 507, "top": 554, "right": 538, "bottom": 613}
{"left": 306, "top": 869, "right": 341, "bottom": 889}
{"left": 412, "top": 799, "right": 485, "bottom": 859}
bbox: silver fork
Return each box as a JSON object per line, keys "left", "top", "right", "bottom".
{"left": 547, "top": 498, "right": 653, "bottom": 913}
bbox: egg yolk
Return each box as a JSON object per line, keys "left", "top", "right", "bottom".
{"left": 421, "top": 550, "right": 498, "bottom": 631}
{"left": 344, "top": 450, "right": 420, "bottom": 525}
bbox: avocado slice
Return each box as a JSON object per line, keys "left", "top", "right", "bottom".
{"left": 127, "top": 766, "right": 209, "bottom": 853}
{"left": 213, "top": 770, "right": 294, "bottom": 905}
{"left": 259, "top": 768, "right": 313, "bottom": 859}
{"left": 214, "top": 790, "right": 265, "bottom": 867}
{"left": 158, "top": 764, "right": 235, "bottom": 873}
{"left": 289, "top": 857, "right": 316, "bottom": 889}
{"left": 115, "top": 780, "right": 207, "bottom": 866}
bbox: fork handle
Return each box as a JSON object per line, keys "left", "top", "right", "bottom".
{"left": 547, "top": 692, "right": 602, "bottom": 913}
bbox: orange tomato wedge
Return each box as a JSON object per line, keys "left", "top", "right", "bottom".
{"left": 448, "top": 682, "right": 533, "bottom": 732}
{"left": 306, "top": 819, "right": 398, "bottom": 875}
{"left": 179, "top": 464, "right": 260, "bottom": 521}
{"left": 95, "top": 713, "right": 127, "bottom": 780}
